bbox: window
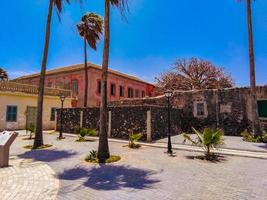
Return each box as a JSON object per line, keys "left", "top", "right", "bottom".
{"left": 193, "top": 101, "right": 207, "bottom": 118}
{"left": 119, "top": 86, "right": 124, "bottom": 97}
{"left": 50, "top": 107, "right": 57, "bottom": 121}
{"left": 71, "top": 80, "right": 78, "bottom": 94}
{"left": 135, "top": 89, "right": 140, "bottom": 98}
{"left": 142, "top": 91, "right": 146, "bottom": 98}
{"left": 258, "top": 100, "right": 267, "bottom": 118}
{"left": 6, "top": 106, "right": 17, "bottom": 122}
{"left": 196, "top": 103, "right": 205, "bottom": 116}
{"left": 128, "top": 88, "right": 134, "bottom": 98}
{"left": 97, "top": 80, "right": 101, "bottom": 94}
{"left": 111, "top": 83, "right": 116, "bottom": 96}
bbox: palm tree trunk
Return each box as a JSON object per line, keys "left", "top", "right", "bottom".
{"left": 246, "top": 0, "right": 260, "bottom": 135}
{"left": 98, "top": 0, "right": 110, "bottom": 161}
{"left": 84, "top": 36, "right": 88, "bottom": 108}
{"left": 34, "top": 0, "right": 53, "bottom": 148}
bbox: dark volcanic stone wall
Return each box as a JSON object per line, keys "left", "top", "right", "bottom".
{"left": 56, "top": 106, "right": 182, "bottom": 140}
{"left": 151, "top": 107, "right": 181, "bottom": 140}
{"left": 82, "top": 108, "right": 100, "bottom": 130}
{"left": 56, "top": 108, "right": 81, "bottom": 133}
{"left": 109, "top": 106, "right": 149, "bottom": 140}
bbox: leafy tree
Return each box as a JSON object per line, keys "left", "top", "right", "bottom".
{"left": 98, "top": 0, "right": 128, "bottom": 162}
{"left": 155, "top": 58, "right": 234, "bottom": 94}
{"left": 77, "top": 13, "right": 103, "bottom": 107}
{"left": 34, "top": 0, "right": 70, "bottom": 148}
{"left": 0, "top": 68, "right": 8, "bottom": 81}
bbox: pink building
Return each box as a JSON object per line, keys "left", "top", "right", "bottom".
{"left": 14, "top": 63, "right": 154, "bottom": 107}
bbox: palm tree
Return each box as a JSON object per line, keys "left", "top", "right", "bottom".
{"left": 0, "top": 68, "right": 8, "bottom": 81}
{"left": 97, "top": 0, "right": 128, "bottom": 161}
{"left": 183, "top": 128, "right": 224, "bottom": 160}
{"left": 243, "top": 0, "right": 260, "bottom": 135}
{"left": 34, "top": 0, "right": 70, "bottom": 148}
{"left": 77, "top": 13, "right": 104, "bottom": 108}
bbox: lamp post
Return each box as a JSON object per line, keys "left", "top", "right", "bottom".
{"left": 164, "top": 90, "right": 173, "bottom": 154}
{"left": 59, "top": 94, "right": 65, "bottom": 140}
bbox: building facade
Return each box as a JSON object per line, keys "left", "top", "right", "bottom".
{"left": 14, "top": 63, "right": 154, "bottom": 108}
{"left": 0, "top": 82, "right": 72, "bottom": 131}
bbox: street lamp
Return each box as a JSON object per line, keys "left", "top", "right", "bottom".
{"left": 59, "top": 94, "right": 65, "bottom": 140}
{"left": 164, "top": 90, "right": 173, "bottom": 154}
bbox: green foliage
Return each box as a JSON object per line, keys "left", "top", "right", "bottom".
{"left": 85, "top": 150, "right": 121, "bottom": 163}
{"left": 262, "top": 132, "right": 267, "bottom": 143}
{"left": 85, "top": 150, "right": 98, "bottom": 162}
{"left": 79, "top": 128, "right": 98, "bottom": 138}
{"left": 129, "top": 133, "right": 142, "bottom": 148}
{"left": 26, "top": 123, "right": 35, "bottom": 140}
{"left": 241, "top": 131, "right": 267, "bottom": 143}
{"left": 80, "top": 128, "right": 88, "bottom": 138}
{"left": 183, "top": 127, "right": 224, "bottom": 160}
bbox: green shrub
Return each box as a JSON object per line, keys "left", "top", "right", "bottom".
{"left": 183, "top": 127, "right": 224, "bottom": 160}
{"left": 262, "top": 132, "right": 267, "bottom": 143}
{"left": 79, "top": 128, "right": 97, "bottom": 138}
{"left": 85, "top": 150, "right": 98, "bottom": 162}
{"left": 26, "top": 123, "right": 35, "bottom": 140}
{"left": 241, "top": 131, "right": 267, "bottom": 143}
{"left": 129, "top": 133, "right": 142, "bottom": 148}
{"left": 241, "top": 131, "right": 255, "bottom": 142}
{"left": 79, "top": 128, "right": 88, "bottom": 138}
{"left": 87, "top": 129, "right": 97, "bottom": 136}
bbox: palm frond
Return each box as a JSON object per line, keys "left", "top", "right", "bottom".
{"left": 77, "top": 12, "right": 104, "bottom": 50}
{"left": 192, "top": 127, "right": 204, "bottom": 144}
{"left": 53, "top": 0, "right": 70, "bottom": 20}
{"left": 182, "top": 133, "right": 197, "bottom": 145}
{"left": 110, "top": 0, "right": 129, "bottom": 19}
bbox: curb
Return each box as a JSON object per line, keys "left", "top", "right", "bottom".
{"left": 63, "top": 133, "right": 267, "bottom": 159}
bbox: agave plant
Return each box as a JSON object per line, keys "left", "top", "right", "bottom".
{"left": 183, "top": 128, "right": 224, "bottom": 159}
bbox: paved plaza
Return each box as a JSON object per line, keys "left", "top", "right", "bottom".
{"left": 1, "top": 132, "right": 267, "bottom": 200}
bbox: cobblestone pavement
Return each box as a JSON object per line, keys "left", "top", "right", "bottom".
{"left": 0, "top": 156, "right": 59, "bottom": 200}
{"left": 4, "top": 132, "right": 267, "bottom": 200}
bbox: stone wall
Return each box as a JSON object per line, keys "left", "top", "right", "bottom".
{"left": 109, "top": 86, "right": 267, "bottom": 135}
{"left": 56, "top": 106, "right": 181, "bottom": 141}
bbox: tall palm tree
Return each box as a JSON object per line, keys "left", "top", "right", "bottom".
{"left": 244, "top": 0, "right": 260, "bottom": 135}
{"left": 0, "top": 68, "right": 8, "bottom": 81}
{"left": 77, "top": 13, "right": 103, "bottom": 108}
{"left": 97, "top": 0, "right": 128, "bottom": 161}
{"left": 34, "top": 0, "right": 70, "bottom": 148}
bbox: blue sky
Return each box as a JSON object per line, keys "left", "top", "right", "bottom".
{"left": 0, "top": 0, "right": 266, "bottom": 86}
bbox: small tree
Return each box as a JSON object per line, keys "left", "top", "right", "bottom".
{"left": 183, "top": 127, "right": 224, "bottom": 160}
{"left": 155, "top": 58, "right": 234, "bottom": 94}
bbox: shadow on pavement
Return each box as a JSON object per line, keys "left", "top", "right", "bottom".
{"left": 58, "top": 165, "right": 161, "bottom": 191}
{"left": 257, "top": 143, "right": 267, "bottom": 150}
{"left": 18, "top": 149, "right": 77, "bottom": 162}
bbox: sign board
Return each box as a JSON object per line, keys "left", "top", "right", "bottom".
{"left": 0, "top": 131, "right": 18, "bottom": 168}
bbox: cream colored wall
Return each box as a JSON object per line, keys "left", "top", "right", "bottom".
{"left": 0, "top": 91, "right": 72, "bottom": 131}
